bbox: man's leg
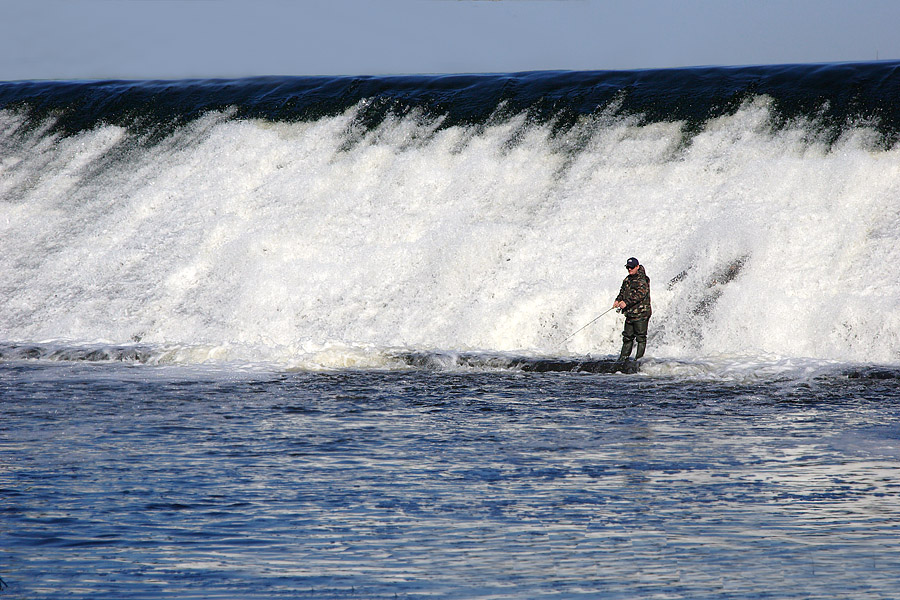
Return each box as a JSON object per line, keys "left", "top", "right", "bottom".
{"left": 619, "top": 320, "right": 635, "bottom": 361}
{"left": 633, "top": 318, "right": 649, "bottom": 359}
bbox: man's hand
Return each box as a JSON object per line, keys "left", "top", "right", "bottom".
{"left": 613, "top": 300, "right": 626, "bottom": 310}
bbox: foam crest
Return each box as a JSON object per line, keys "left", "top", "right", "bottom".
{"left": 1, "top": 100, "right": 899, "bottom": 370}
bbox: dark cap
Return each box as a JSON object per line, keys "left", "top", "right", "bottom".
{"left": 625, "top": 257, "right": 640, "bottom": 269}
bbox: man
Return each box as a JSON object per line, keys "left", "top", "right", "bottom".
{"left": 613, "top": 257, "right": 651, "bottom": 361}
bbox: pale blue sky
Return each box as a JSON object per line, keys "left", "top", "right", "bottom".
{"left": 1, "top": 0, "right": 899, "bottom": 81}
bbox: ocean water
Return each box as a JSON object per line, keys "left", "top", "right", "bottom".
{"left": 2, "top": 62, "right": 900, "bottom": 598}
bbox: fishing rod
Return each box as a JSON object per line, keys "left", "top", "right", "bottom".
{"left": 559, "top": 306, "right": 619, "bottom": 346}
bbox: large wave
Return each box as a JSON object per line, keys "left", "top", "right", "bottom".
{"left": 2, "top": 63, "right": 899, "bottom": 371}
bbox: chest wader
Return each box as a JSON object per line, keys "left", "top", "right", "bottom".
{"left": 618, "top": 317, "right": 649, "bottom": 361}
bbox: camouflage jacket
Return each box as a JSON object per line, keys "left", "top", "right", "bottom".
{"left": 616, "top": 265, "right": 652, "bottom": 321}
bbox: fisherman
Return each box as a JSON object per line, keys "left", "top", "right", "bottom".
{"left": 613, "top": 257, "right": 651, "bottom": 361}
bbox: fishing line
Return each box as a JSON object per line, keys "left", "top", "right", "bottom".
{"left": 559, "top": 306, "right": 618, "bottom": 346}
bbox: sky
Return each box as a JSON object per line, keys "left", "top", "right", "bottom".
{"left": 1, "top": 0, "right": 899, "bottom": 81}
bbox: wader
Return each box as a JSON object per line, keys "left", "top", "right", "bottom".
{"left": 618, "top": 317, "right": 649, "bottom": 361}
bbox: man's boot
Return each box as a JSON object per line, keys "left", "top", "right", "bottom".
{"left": 635, "top": 341, "right": 646, "bottom": 360}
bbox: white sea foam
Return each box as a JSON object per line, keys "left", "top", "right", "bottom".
{"left": 1, "top": 99, "right": 899, "bottom": 373}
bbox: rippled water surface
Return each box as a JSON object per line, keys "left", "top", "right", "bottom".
{"left": 3, "top": 362, "right": 900, "bottom": 599}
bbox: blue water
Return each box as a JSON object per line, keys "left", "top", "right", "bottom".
{"left": 3, "top": 362, "right": 900, "bottom": 599}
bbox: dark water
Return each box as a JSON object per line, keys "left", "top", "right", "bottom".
{"left": 4, "top": 61, "right": 900, "bottom": 145}
{"left": 3, "top": 362, "right": 899, "bottom": 599}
